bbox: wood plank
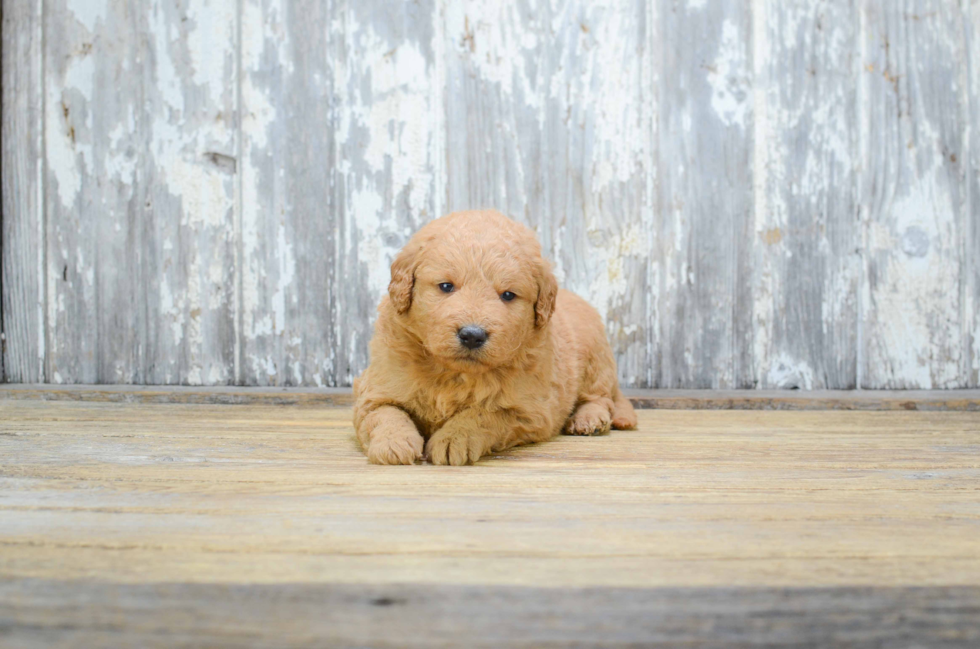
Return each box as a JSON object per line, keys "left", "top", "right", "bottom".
{"left": 860, "top": 1, "right": 973, "bottom": 388}
{"left": 1, "top": 581, "right": 978, "bottom": 648}
{"left": 333, "top": 0, "right": 443, "bottom": 385}
{"left": 752, "top": 0, "right": 860, "bottom": 389}
{"left": 443, "top": 0, "right": 656, "bottom": 387}
{"left": 622, "top": 388, "right": 980, "bottom": 410}
{"left": 1, "top": 0, "right": 45, "bottom": 383}
{"left": 140, "top": 0, "right": 238, "bottom": 385}
{"left": 3, "top": 385, "right": 980, "bottom": 410}
{"left": 42, "top": 0, "right": 143, "bottom": 384}
{"left": 239, "top": 0, "right": 337, "bottom": 387}
{"left": 968, "top": 1, "right": 980, "bottom": 388}
{"left": 1, "top": 403, "right": 978, "bottom": 643}
{"left": 0, "top": 384, "right": 356, "bottom": 406}
{"left": 1, "top": 404, "right": 978, "bottom": 587}
{"left": 656, "top": 0, "right": 754, "bottom": 388}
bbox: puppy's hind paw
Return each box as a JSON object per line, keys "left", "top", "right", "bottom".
{"left": 565, "top": 404, "right": 612, "bottom": 436}
{"left": 367, "top": 433, "right": 424, "bottom": 465}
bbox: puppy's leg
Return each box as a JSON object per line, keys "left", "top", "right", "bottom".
{"left": 426, "top": 408, "right": 546, "bottom": 466}
{"left": 611, "top": 390, "right": 637, "bottom": 430}
{"left": 425, "top": 414, "right": 494, "bottom": 466}
{"left": 564, "top": 398, "right": 614, "bottom": 436}
{"left": 358, "top": 406, "right": 424, "bottom": 465}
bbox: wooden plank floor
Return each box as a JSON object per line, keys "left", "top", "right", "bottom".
{"left": 1, "top": 400, "right": 979, "bottom": 647}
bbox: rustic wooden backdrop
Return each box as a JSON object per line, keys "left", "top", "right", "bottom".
{"left": 2, "top": 0, "right": 978, "bottom": 389}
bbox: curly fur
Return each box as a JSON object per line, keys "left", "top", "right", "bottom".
{"left": 353, "top": 209, "right": 637, "bottom": 466}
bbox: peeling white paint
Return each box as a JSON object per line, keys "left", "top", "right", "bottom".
{"left": 767, "top": 352, "right": 815, "bottom": 390}
{"left": 185, "top": 0, "right": 236, "bottom": 102}
{"left": 583, "top": 222, "right": 643, "bottom": 325}
{"left": 749, "top": 0, "right": 863, "bottom": 389}
{"left": 272, "top": 221, "right": 295, "bottom": 336}
{"left": 751, "top": 0, "right": 772, "bottom": 383}
{"left": 351, "top": 188, "right": 389, "bottom": 295}
{"left": 159, "top": 276, "right": 185, "bottom": 347}
{"left": 708, "top": 20, "right": 749, "bottom": 129}
{"left": 45, "top": 47, "right": 95, "bottom": 210}
{"left": 444, "top": 1, "right": 540, "bottom": 113}
{"left": 22, "top": 0, "right": 978, "bottom": 390}
{"left": 870, "top": 167, "right": 961, "bottom": 388}
{"left": 578, "top": 1, "right": 645, "bottom": 193}
{"left": 142, "top": 0, "right": 238, "bottom": 384}
{"left": 338, "top": 10, "right": 441, "bottom": 312}
{"left": 860, "top": 5, "right": 968, "bottom": 389}
{"left": 45, "top": 91, "right": 83, "bottom": 209}
{"left": 66, "top": 0, "right": 106, "bottom": 33}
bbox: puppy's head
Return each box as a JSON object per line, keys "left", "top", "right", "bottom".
{"left": 388, "top": 210, "right": 557, "bottom": 371}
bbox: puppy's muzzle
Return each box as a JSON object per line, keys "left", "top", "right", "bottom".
{"left": 457, "top": 325, "right": 488, "bottom": 350}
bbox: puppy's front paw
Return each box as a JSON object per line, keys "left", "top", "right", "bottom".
{"left": 367, "top": 427, "right": 424, "bottom": 465}
{"left": 425, "top": 426, "right": 489, "bottom": 466}
{"left": 565, "top": 403, "right": 612, "bottom": 436}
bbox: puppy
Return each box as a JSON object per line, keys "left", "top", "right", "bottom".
{"left": 353, "top": 209, "right": 637, "bottom": 465}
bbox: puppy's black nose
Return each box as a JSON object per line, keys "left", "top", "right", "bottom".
{"left": 457, "top": 325, "right": 488, "bottom": 350}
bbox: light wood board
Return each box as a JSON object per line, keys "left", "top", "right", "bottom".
{"left": 1, "top": 401, "right": 979, "bottom": 645}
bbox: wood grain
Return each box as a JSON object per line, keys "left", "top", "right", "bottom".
{"left": 3, "top": 1, "right": 980, "bottom": 389}
{"left": 39, "top": 0, "right": 238, "bottom": 385}
{"left": 444, "top": 0, "right": 656, "bottom": 387}
{"left": 1, "top": 0, "right": 45, "bottom": 383}
{"left": 968, "top": 0, "right": 980, "bottom": 389}
{"left": 656, "top": 0, "right": 754, "bottom": 388}
{"left": 860, "top": 1, "right": 973, "bottom": 388}
{"left": 2, "top": 581, "right": 978, "bottom": 648}
{"left": 239, "top": 0, "right": 337, "bottom": 387}
{"left": 334, "top": 0, "right": 442, "bottom": 386}
{"left": 140, "top": 0, "right": 238, "bottom": 385}
{"left": 1, "top": 402, "right": 979, "bottom": 644}
{"left": 42, "top": 0, "right": 143, "bottom": 384}
{"left": 239, "top": 0, "right": 442, "bottom": 387}
{"left": 1, "top": 402, "right": 979, "bottom": 588}
{"left": 752, "top": 0, "right": 860, "bottom": 389}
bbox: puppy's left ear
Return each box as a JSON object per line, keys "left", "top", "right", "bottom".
{"left": 534, "top": 258, "right": 558, "bottom": 328}
{"left": 388, "top": 240, "right": 420, "bottom": 314}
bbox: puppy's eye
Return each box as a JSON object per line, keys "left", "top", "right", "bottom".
{"left": 500, "top": 291, "right": 517, "bottom": 302}
{"left": 438, "top": 282, "right": 454, "bottom": 293}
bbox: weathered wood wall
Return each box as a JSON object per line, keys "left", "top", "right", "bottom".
{"left": 2, "top": 0, "right": 978, "bottom": 389}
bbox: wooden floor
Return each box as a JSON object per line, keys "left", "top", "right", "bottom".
{"left": 1, "top": 399, "right": 979, "bottom": 647}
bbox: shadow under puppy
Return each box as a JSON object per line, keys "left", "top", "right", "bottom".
{"left": 353, "top": 209, "right": 636, "bottom": 465}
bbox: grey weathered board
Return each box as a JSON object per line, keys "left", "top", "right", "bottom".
{"left": 2, "top": 0, "right": 978, "bottom": 389}
{"left": 3, "top": 581, "right": 979, "bottom": 648}
{"left": 1, "top": 0, "right": 44, "bottom": 384}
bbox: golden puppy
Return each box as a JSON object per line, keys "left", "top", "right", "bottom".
{"left": 353, "top": 209, "right": 637, "bottom": 465}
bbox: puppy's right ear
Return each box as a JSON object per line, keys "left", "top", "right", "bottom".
{"left": 388, "top": 240, "right": 420, "bottom": 314}
{"left": 534, "top": 257, "right": 558, "bottom": 328}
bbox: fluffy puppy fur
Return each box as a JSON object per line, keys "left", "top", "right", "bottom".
{"left": 353, "top": 209, "right": 637, "bottom": 466}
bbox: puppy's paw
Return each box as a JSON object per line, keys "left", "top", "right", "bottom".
{"left": 611, "top": 413, "right": 637, "bottom": 430}
{"left": 367, "top": 428, "right": 424, "bottom": 465}
{"left": 565, "top": 404, "right": 612, "bottom": 436}
{"left": 426, "top": 427, "right": 489, "bottom": 466}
